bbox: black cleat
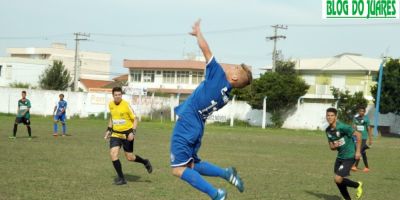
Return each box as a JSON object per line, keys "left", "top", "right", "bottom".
{"left": 113, "top": 177, "right": 127, "bottom": 185}
{"left": 144, "top": 159, "right": 153, "bottom": 174}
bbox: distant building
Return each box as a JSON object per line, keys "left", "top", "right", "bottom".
{"left": 123, "top": 58, "right": 239, "bottom": 96}
{"left": 7, "top": 43, "right": 111, "bottom": 81}
{"left": 0, "top": 57, "right": 50, "bottom": 87}
{"left": 295, "top": 53, "right": 381, "bottom": 100}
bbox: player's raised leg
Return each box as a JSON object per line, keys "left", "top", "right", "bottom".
{"left": 194, "top": 162, "right": 244, "bottom": 192}
{"left": 172, "top": 165, "right": 226, "bottom": 200}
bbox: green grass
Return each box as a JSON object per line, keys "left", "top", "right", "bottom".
{"left": 0, "top": 115, "right": 399, "bottom": 200}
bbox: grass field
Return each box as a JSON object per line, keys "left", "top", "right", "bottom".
{"left": 0, "top": 114, "right": 399, "bottom": 200}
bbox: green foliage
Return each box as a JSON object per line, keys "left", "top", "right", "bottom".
{"left": 232, "top": 60, "right": 309, "bottom": 127}
{"left": 331, "top": 87, "right": 368, "bottom": 124}
{"left": 39, "top": 60, "right": 71, "bottom": 90}
{"left": 371, "top": 58, "right": 400, "bottom": 114}
{"left": 275, "top": 60, "right": 296, "bottom": 75}
{"left": 9, "top": 82, "right": 31, "bottom": 88}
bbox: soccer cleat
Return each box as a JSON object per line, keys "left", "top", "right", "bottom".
{"left": 356, "top": 181, "right": 363, "bottom": 199}
{"left": 9, "top": 136, "right": 16, "bottom": 139}
{"left": 144, "top": 159, "right": 153, "bottom": 174}
{"left": 351, "top": 166, "right": 358, "bottom": 172}
{"left": 363, "top": 168, "right": 370, "bottom": 173}
{"left": 226, "top": 167, "right": 244, "bottom": 193}
{"left": 113, "top": 177, "right": 127, "bottom": 185}
{"left": 28, "top": 137, "right": 32, "bottom": 140}
{"left": 53, "top": 133, "right": 58, "bottom": 137}
{"left": 213, "top": 188, "right": 227, "bottom": 200}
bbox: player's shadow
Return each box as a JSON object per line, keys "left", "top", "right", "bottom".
{"left": 305, "top": 190, "right": 341, "bottom": 200}
{"left": 124, "top": 174, "right": 152, "bottom": 183}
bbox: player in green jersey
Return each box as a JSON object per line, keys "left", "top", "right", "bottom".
{"left": 10, "top": 91, "right": 32, "bottom": 139}
{"left": 351, "top": 106, "right": 372, "bottom": 172}
{"left": 325, "top": 108, "right": 363, "bottom": 200}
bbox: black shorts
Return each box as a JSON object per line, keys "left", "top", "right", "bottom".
{"left": 15, "top": 117, "right": 31, "bottom": 125}
{"left": 110, "top": 137, "right": 134, "bottom": 152}
{"left": 334, "top": 158, "right": 355, "bottom": 177}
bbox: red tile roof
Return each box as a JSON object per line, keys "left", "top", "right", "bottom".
{"left": 112, "top": 74, "right": 128, "bottom": 81}
{"left": 123, "top": 59, "right": 239, "bottom": 70}
{"left": 80, "top": 79, "right": 113, "bottom": 89}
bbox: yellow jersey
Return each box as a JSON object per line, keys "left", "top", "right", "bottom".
{"left": 109, "top": 99, "right": 136, "bottom": 139}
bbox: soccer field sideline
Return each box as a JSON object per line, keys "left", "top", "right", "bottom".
{"left": 1, "top": 115, "right": 399, "bottom": 200}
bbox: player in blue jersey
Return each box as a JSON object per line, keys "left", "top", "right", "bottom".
{"left": 53, "top": 94, "right": 68, "bottom": 136}
{"left": 170, "top": 20, "right": 253, "bottom": 200}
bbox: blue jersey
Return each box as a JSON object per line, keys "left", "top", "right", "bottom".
{"left": 174, "top": 56, "right": 231, "bottom": 121}
{"left": 56, "top": 100, "right": 67, "bottom": 115}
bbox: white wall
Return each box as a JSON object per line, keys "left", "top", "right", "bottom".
{"left": 1, "top": 87, "right": 398, "bottom": 134}
{"left": 0, "top": 61, "right": 48, "bottom": 87}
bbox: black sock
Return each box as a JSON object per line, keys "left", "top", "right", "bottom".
{"left": 362, "top": 153, "right": 369, "bottom": 168}
{"left": 336, "top": 182, "right": 351, "bottom": 200}
{"left": 134, "top": 155, "right": 146, "bottom": 164}
{"left": 27, "top": 126, "right": 31, "bottom": 137}
{"left": 342, "top": 178, "right": 359, "bottom": 188}
{"left": 355, "top": 159, "right": 360, "bottom": 167}
{"left": 13, "top": 124, "right": 17, "bottom": 137}
{"left": 112, "top": 160, "right": 124, "bottom": 179}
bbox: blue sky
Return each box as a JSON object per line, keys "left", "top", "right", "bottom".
{"left": 1, "top": 0, "right": 399, "bottom": 78}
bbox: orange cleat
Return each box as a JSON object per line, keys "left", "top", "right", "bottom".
{"left": 363, "top": 168, "right": 370, "bottom": 173}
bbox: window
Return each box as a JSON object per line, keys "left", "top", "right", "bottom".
{"left": 143, "top": 70, "right": 155, "bottom": 83}
{"left": 302, "top": 75, "right": 315, "bottom": 85}
{"left": 331, "top": 75, "right": 346, "bottom": 90}
{"left": 6, "top": 65, "right": 12, "bottom": 80}
{"left": 192, "top": 71, "right": 204, "bottom": 84}
{"left": 163, "top": 71, "right": 175, "bottom": 84}
{"left": 177, "top": 71, "right": 190, "bottom": 84}
{"left": 130, "top": 70, "right": 142, "bottom": 82}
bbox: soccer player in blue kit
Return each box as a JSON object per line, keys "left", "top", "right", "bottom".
{"left": 170, "top": 20, "right": 252, "bottom": 200}
{"left": 53, "top": 93, "right": 68, "bottom": 136}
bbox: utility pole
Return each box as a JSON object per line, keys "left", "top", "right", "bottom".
{"left": 266, "top": 25, "right": 287, "bottom": 72}
{"left": 73, "top": 32, "right": 90, "bottom": 92}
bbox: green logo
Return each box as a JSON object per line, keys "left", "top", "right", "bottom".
{"left": 322, "top": 0, "right": 399, "bottom": 18}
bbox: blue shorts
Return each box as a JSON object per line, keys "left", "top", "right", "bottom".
{"left": 54, "top": 114, "right": 66, "bottom": 123}
{"left": 170, "top": 113, "right": 204, "bottom": 167}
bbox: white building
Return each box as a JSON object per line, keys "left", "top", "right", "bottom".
{"left": 123, "top": 58, "right": 239, "bottom": 96}
{"left": 0, "top": 57, "right": 50, "bottom": 87}
{"left": 7, "top": 43, "right": 111, "bottom": 81}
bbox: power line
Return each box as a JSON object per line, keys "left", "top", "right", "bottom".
{"left": 0, "top": 22, "right": 398, "bottom": 40}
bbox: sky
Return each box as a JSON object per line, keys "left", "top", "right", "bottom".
{"left": 0, "top": 0, "right": 399, "bottom": 78}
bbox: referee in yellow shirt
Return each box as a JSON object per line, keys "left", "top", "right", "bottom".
{"left": 104, "top": 87, "right": 153, "bottom": 185}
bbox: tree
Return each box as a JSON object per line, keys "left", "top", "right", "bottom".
{"left": 9, "top": 82, "right": 30, "bottom": 89}
{"left": 232, "top": 60, "right": 309, "bottom": 127}
{"left": 370, "top": 58, "right": 400, "bottom": 114}
{"left": 331, "top": 88, "right": 368, "bottom": 124}
{"left": 39, "top": 60, "right": 71, "bottom": 90}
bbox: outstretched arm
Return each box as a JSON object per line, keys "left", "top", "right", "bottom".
{"left": 189, "top": 19, "right": 212, "bottom": 63}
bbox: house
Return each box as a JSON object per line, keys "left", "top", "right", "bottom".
{"left": 295, "top": 53, "right": 382, "bottom": 100}
{"left": 79, "top": 78, "right": 113, "bottom": 92}
{"left": 7, "top": 43, "right": 111, "bottom": 81}
{"left": 123, "top": 58, "right": 239, "bottom": 97}
{"left": 0, "top": 57, "right": 50, "bottom": 87}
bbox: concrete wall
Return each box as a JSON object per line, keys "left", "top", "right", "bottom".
{"left": 1, "top": 87, "right": 398, "bottom": 134}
